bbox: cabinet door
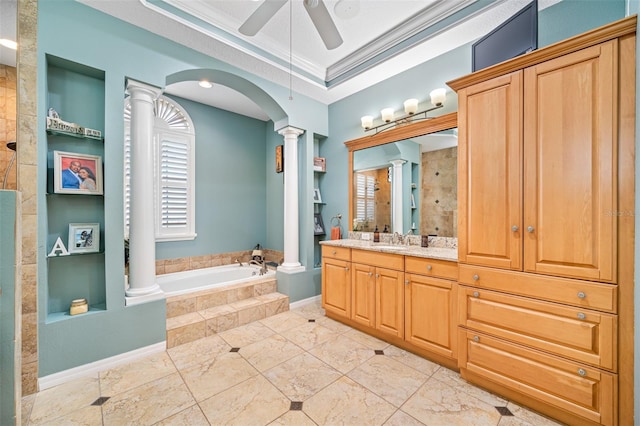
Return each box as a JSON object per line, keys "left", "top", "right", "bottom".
{"left": 405, "top": 274, "right": 457, "bottom": 359}
{"left": 523, "top": 41, "right": 616, "bottom": 282}
{"left": 458, "top": 71, "right": 523, "bottom": 270}
{"left": 351, "top": 263, "right": 376, "bottom": 327}
{"left": 321, "top": 258, "right": 351, "bottom": 318}
{"left": 375, "top": 267, "right": 404, "bottom": 339}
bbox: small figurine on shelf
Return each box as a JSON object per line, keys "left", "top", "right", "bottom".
{"left": 48, "top": 107, "right": 60, "bottom": 119}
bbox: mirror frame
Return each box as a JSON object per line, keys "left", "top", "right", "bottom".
{"left": 344, "top": 112, "right": 457, "bottom": 234}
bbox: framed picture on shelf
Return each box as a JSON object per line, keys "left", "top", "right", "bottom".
{"left": 275, "top": 145, "right": 284, "bottom": 173}
{"left": 313, "top": 188, "right": 322, "bottom": 203}
{"left": 53, "top": 151, "right": 103, "bottom": 195}
{"left": 68, "top": 223, "right": 100, "bottom": 254}
{"left": 314, "top": 213, "right": 326, "bottom": 235}
{"left": 313, "top": 157, "right": 326, "bottom": 172}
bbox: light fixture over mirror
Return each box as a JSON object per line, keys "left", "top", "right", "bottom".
{"left": 361, "top": 88, "right": 446, "bottom": 134}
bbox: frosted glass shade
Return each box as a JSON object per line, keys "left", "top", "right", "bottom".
{"left": 381, "top": 108, "right": 394, "bottom": 123}
{"left": 430, "top": 88, "right": 446, "bottom": 106}
{"left": 403, "top": 99, "right": 419, "bottom": 114}
{"left": 361, "top": 115, "right": 373, "bottom": 129}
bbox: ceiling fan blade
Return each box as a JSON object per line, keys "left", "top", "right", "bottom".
{"left": 239, "top": 0, "right": 287, "bottom": 36}
{"left": 304, "top": 0, "right": 343, "bottom": 50}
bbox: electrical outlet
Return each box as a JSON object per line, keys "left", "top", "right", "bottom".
{"left": 362, "top": 233, "right": 371, "bottom": 240}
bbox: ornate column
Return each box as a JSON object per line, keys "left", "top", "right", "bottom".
{"left": 390, "top": 159, "right": 406, "bottom": 233}
{"left": 125, "top": 79, "right": 163, "bottom": 303}
{"left": 278, "top": 126, "right": 305, "bottom": 273}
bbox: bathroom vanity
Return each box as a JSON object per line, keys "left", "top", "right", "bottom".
{"left": 320, "top": 239, "right": 459, "bottom": 370}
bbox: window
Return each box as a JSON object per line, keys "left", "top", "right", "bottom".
{"left": 124, "top": 96, "right": 196, "bottom": 241}
{"left": 355, "top": 173, "right": 375, "bottom": 223}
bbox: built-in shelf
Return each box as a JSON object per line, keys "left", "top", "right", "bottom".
{"left": 47, "top": 129, "right": 104, "bottom": 142}
{"left": 46, "top": 303, "right": 107, "bottom": 324}
{"left": 47, "top": 251, "right": 105, "bottom": 259}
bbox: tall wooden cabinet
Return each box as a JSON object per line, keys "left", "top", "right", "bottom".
{"left": 449, "top": 16, "right": 635, "bottom": 425}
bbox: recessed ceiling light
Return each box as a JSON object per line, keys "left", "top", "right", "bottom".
{"left": 198, "top": 80, "right": 212, "bottom": 89}
{"left": 0, "top": 39, "right": 17, "bottom": 50}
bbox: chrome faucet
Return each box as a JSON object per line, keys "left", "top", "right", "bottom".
{"left": 235, "top": 258, "right": 244, "bottom": 267}
{"left": 249, "top": 259, "right": 268, "bottom": 275}
{"left": 392, "top": 232, "right": 403, "bottom": 245}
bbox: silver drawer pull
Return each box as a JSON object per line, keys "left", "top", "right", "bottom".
{"left": 405, "top": 280, "right": 409, "bottom": 285}
{"left": 376, "top": 273, "right": 380, "bottom": 278}
{"left": 511, "top": 225, "right": 519, "bottom": 232}
{"left": 577, "top": 312, "right": 586, "bottom": 320}
{"left": 577, "top": 368, "right": 587, "bottom": 377}
{"left": 332, "top": 250, "right": 337, "bottom": 255}
{"left": 473, "top": 336, "right": 480, "bottom": 342}
{"left": 345, "top": 267, "right": 349, "bottom": 271}
{"left": 473, "top": 291, "right": 480, "bottom": 298}
{"left": 368, "top": 272, "right": 373, "bottom": 277}
{"left": 427, "top": 265, "right": 432, "bottom": 271}
{"left": 473, "top": 274, "right": 479, "bottom": 281}
{"left": 577, "top": 291, "right": 586, "bottom": 299}
{"left": 527, "top": 226, "right": 535, "bottom": 233}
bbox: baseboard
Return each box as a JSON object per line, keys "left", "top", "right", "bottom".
{"left": 38, "top": 341, "right": 166, "bottom": 391}
{"left": 289, "top": 294, "right": 321, "bottom": 310}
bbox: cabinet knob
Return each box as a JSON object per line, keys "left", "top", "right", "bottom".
{"left": 577, "top": 312, "right": 586, "bottom": 320}
{"left": 345, "top": 267, "right": 349, "bottom": 271}
{"left": 405, "top": 280, "right": 410, "bottom": 285}
{"left": 577, "top": 368, "right": 587, "bottom": 377}
{"left": 368, "top": 272, "right": 373, "bottom": 277}
{"left": 472, "top": 274, "right": 479, "bottom": 281}
{"left": 427, "top": 265, "right": 432, "bottom": 271}
{"left": 473, "top": 335, "right": 480, "bottom": 342}
{"left": 376, "top": 273, "right": 380, "bottom": 278}
{"left": 473, "top": 291, "right": 480, "bottom": 298}
{"left": 332, "top": 250, "right": 337, "bottom": 255}
{"left": 577, "top": 291, "right": 586, "bottom": 299}
{"left": 527, "top": 226, "right": 535, "bottom": 233}
{"left": 511, "top": 225, "right": 519, "bottom": 232}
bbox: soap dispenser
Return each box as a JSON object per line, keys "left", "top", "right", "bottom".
{"left": 373, "top": 225, "right": 380, "bottom": 243}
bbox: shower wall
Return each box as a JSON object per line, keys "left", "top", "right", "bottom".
{"left": 0, "top": 65, "right": 16, "bottom": 190}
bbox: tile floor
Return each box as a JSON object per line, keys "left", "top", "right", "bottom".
{"left": 21, "top": 301, "right": 563, "bottom": 425}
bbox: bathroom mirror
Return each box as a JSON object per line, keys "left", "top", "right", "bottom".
{"left": 345, "top": 112, "right": 457, "bottom": 237}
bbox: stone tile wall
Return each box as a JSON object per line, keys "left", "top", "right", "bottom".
{"left": 421, "top": 147, "right": 457, "bottom": 237}
{"left": 0, "top": 65, "right": 17, "bottom": 190}
{"left": 156, "top": 249, "right": 284, "bottom": 275}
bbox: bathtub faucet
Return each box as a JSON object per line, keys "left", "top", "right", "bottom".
{"left": 249, "top": 259, "right": 268, "bottom": 275}
{"left": 235, "top": 258, "right": 244, "bottom": 267}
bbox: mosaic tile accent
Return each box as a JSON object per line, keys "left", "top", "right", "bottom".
{"left": 374, "top": 349, "right": 384, "bottom": 355}
{"left": 496, "top": 406, "right": 514, "bottom": 416}
{"left": 91, "top": 396, "right": 110, "bottom": 406}
{"left": 290, "top": 401, "right": 303, "bottom": 411}
{"left": 230, "top": 347, "right": 240, "bottom": 352}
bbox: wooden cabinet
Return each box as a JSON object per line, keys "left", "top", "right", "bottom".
{"left": 321, "top": 246, "right": 351, "bottom": 318}
{"left": 457, "top": 43, "right": 617, "bottom": 283}
{"left": 351, "top": 249, "right": 404, "bottom": 339}
{"left": 405, "top": 274, "right": 457, "bottom": 359}
{"left": 459, "top": 330, "right": 616, "bottom": 426}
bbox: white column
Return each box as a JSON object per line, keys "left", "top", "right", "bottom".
{"left": 390, "top": 159, "right": 406, "bottom": 233}
{"left": 278, "top": 126, "right": 305, "bottom": 273}
{"left": 125, "top": 80, "right": 163, "bottom": 303}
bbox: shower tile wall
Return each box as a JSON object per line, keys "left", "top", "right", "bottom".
{"left": 421, "top": 147, "right": 457, "bottom": 237}
{"left": 0, "top": 64, "right": 17, "bottom": 190}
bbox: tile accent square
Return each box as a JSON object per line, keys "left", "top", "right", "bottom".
{"left": 308, "top": 319, "right": 316, "bottom": 322}
{"left": 496, "top": 406, "right": 514, "bottom": 416}
{"left": 290, "top": 401, "right": 303, "bottom": 411}
{"left": 230, "top": 347, "right": 240, "bottom": 352}
{"left": 91, "top": 396, "right": 109, "bottom": 406}
{"left": 375, "top": 349, "right": 384, "bottom": 355}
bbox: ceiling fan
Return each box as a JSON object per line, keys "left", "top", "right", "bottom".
{"left": 239, "top": 0, "right": 343, "bottom": 50}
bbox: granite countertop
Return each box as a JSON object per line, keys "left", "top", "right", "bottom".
{"left": 320, "top": 239, "right": 457, "bottom": 262}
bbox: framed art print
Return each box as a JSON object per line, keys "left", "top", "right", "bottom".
{"left": 68, "top": 223, "right": 100, "bottom": 254}
{"left": 53, "top": 151, "right": 103, "bottom": 195}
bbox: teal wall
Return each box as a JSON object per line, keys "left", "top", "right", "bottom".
{"left": 36, "top": 0, "right": 327, "bottom": 375}
{"left": 0, "top": 191, "right": 18, "bottom": 425}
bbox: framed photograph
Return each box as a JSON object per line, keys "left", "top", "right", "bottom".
{"left": 313, "top": 188, "right": 322, "bottom": 204}
{"left": 53, "top": 151, "right": 103, "bottom": 195}
{"left": 313, "top": 213, "right": 326, "bottom": 236}
{"left": 68, "top": 223, "right": 100, "bottom": 254}
{"left": 313, "top": 157, "right": 326, "bottom": 172}
{"left": 275, "top": 145, "right": 284, "bottom": 173}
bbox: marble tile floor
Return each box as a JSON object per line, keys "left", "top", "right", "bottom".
{"left": 21, "top": 301, "right": 563, "bottom": 426}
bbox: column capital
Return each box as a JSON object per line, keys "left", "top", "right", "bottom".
{"left": 277, "top": 126, "right": 305, "bottom": 138}
{"left": 126, "top": 79, "right": 163, "bottom": 100}
{"left": 390, "top": 159, "right": 407, "bottom": 167}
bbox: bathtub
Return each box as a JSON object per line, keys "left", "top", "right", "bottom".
{"left": 157, "top": 263, "right": 275, "bottom": 297}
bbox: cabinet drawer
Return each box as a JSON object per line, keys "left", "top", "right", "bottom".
{"left": 322, "top": 245, "right": 351, "bottom": 261}
{"left": 352, "top": 249, "right": 404, "bottom": 271}
{"left": 405, "top": 256, "right": 458, "bottom": 280}
{"left": 459, "top": 264, "right": 616, "bottom": 313}
{"left": 458, "top": 329, "right": 616, "bottom": 426}
{"left": 459, "top": 286, "right": 616, "bottom": 370}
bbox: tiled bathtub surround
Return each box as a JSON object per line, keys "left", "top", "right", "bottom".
{"left": 165, "top": 278, "right": 288, "bottom": 348}
{"left": 156, "top": 249, "right": 284, "bottom": 275}
{"left": 22, "top": 301, "right": 562, "bottom": 425}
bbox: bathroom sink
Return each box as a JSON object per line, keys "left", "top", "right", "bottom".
{"left": 374, "top": 245, "right": 408, "bottom": 250}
